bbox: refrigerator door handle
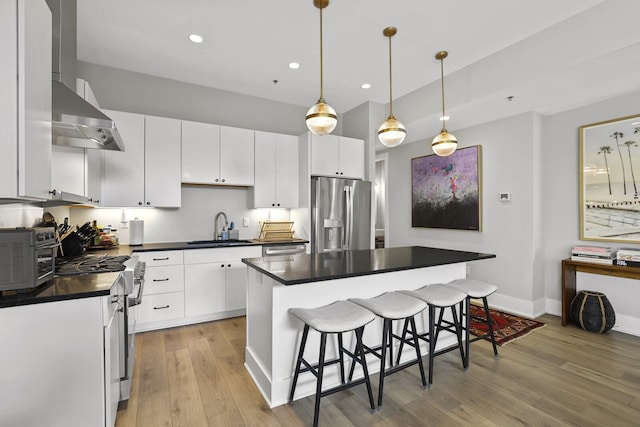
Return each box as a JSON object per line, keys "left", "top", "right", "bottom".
{"left": 345, "top": 185, "right": 354, "bottom": 250}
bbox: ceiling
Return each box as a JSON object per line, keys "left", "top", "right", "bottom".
{"left": 76, "top": 0, "right": 640, "bottom": 147}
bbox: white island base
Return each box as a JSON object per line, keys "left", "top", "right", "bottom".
{"left": 244, "top": 262, "right": 466, "bottom": 408}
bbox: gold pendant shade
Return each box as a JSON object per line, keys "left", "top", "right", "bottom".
{"left": 432, "top": 51, "right": 457, "bottom": 156}
{"left": 378, "top": 26, "right": 406, "bottom": 147}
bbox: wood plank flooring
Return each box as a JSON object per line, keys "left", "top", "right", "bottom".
{"left": 116, "top": 314, "right": 640, "bottom": 426}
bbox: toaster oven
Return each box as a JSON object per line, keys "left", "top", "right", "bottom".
{"left": 0, "top": 227, "right": 57, "bottom": 291}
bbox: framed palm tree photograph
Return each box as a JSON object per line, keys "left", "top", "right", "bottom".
{"left": 580, "top": 113, "right": 640, "bottom": 242}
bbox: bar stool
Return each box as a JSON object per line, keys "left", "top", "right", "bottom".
{"left": 447, "top": 278, "right": 499, "bottom": 365}
{"left": 399, "top": 284, "right": 468, "bottom": 387}
{"left": 349, "top": 292, "right": 428, "bottom": 410}
{"left": 289, "top": 300, "right": 376, "bottom": 427}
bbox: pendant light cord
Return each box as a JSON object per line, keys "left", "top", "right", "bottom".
{"left": 440, "top": 57, "right": 446, "bottom": 132}
{"left": 319, "top": 5, "right": 324, "bottom": 102}
{"left": 388, "top": 35, "right": 393, "bottom": 117}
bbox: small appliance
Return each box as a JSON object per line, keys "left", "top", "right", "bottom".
{"left": 0, "top": 227, "right": 57, "bottom": 291}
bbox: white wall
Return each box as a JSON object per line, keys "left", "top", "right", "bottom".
{"left": 382, "top": 112, "right": 543, "bottom": 316}
{"left": 542, "top": 90, "right": 640, "bottom": 335}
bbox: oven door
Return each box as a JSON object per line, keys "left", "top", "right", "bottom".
{"left": 35, "top": 243, "right": 57, "bottom": 285}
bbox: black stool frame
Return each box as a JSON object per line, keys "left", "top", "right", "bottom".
{"left": 348, "top": 316, "right": 427, "bottom": 409}
{"left": 461, "top": 297, "right": 499, "bottom": 365}
{"left": 289, "top": 325, "right": 375, "bottom": 427}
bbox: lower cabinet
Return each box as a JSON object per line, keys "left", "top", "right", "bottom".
{"left": 184, "top": 246, "right": 262, "bottom": 318}
{"left": 134, "top": 246, "right": 261, "bottom": 332}
{"left": 0, "top": 295, "right": 116, "bottom": 427}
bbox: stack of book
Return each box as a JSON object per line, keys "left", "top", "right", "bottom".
{"left": 616, "top": 247, "right": 640, "bottom": 267}
{"left": 571, "top": 245, "right": 615, "bottom": 264}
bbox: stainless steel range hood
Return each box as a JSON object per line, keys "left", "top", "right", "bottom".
{"left": 47, "top": 0, "right": 124, "bottom": 151}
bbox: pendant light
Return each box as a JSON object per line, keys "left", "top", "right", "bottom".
{"left": 377, "top": 26, "right": 406, "bottom": 147}
{"left": 432, "top": 51, "right": 457, "bottom": 156}
{"left": 306, "top": 0, "right": 337, "bottom": 135}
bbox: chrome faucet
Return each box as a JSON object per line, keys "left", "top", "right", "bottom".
{"left": 214, "top": 211, "right": 228, "bottom": 240}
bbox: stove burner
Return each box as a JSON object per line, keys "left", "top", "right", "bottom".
{"left": 55, "top": 254, "right": 131, "bottom": 276}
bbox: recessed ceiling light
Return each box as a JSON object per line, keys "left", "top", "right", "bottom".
{"left": 361, "top": 83, "right": 371, "bottom": 89}
{"left": 189, "top": 34, "right": 204, "bottom": 44}
{"left": 440, "top": 115, "right": 450, "bottom": 121}
{"left": 288, "top": 62, "right": 300, "bottom": 70}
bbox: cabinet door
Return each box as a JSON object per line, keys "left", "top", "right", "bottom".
{"left": 86, "top": 149, "right": 103, "bottom": 204}
{"left": 220, "top": 126, "right": 255, "bottom": 186}
{"left": 102, "top": 110, "right": 145, "bottom": 206}
{"left": 51, "top": 146, "right": 85, "bottom": 196}
{"left": 184, "top": 263, "right": 226, "bottom": 317}
{"left": 144, "top": 115, "right": 181, "bottom": 207}
{"left": 310, "top": 133, "right": 340, "bottom": 177}
{"left": 225, "top": 261, "right": 247, "bottom": 311}
{"left": 338, "top": 136, "right": 365, "bottom": 179}
{"left": 275, "top": 134, "right": 299, "bottom": 208}
{"left": 104, "top": 295, "right": 120, "bottom": 427}
{"left": 254, "top": 131, "right": 277, "bottom": 207}
{"left": 3, "top": 0, "right": 51, "bottom": 200}
{"left": 182, "top": 120, "right": 220, "bottom": 184}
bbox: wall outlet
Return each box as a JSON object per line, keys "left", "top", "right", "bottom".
{"left": 243, "top": 217, "right": 250, "bottom": 227}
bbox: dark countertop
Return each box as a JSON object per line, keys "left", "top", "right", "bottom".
{"left": 128, "top": 238, "right": 308, "bottom": 253}
{"left": 242, "top": 246, "right": 496, "bottom": 285}
{"left": 0, "top": 272, "right": 121, "bottom": 308}
{"left": 0, "top": 239, "right": 309, "bottom": 308}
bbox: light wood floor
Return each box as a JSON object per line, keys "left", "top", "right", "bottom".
{"left": 116, "top": 314, "right": 640, "bottom": 426}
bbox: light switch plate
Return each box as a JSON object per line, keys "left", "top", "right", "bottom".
{"left": 243, "top": 217, "right": 250, "bottom": 227}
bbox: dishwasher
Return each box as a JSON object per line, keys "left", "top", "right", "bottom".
{"left": 262, "top": 243, "right": 307, "bottom": 257}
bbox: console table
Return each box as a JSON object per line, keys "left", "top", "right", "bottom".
{"left": 561, "top": 258, "right": 640, "bottom": 325}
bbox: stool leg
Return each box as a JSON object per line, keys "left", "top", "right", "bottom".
{"left": 337, "top": 333, "right": 346, "bottom": 384}
{"left": 355, "top": 326, "right": 376, "bottom": 413}
{"left": 409, "top": 317, "right": 427, "bottom": 389}
{"left": 450, "top": 304, "right": 466, "bottom": 369}
{"left": 312, "top": 332, "right": 328, "bottom": 427}
{"left": 428, "top": 305, "right": 435, "bottom": 388}
{"left": 377, "top": 318, "right": 390, "bottom": 409}
{"left": 289, "top": 324, "right": 309, "bottom": 403}
{"left": 463, "top": 298, "right": 470, "bottom": 369}
{"left": 395, "top": 318, "right": 410, "bottom": 365}
{"left": 387, "top": 322, "right": 394, "bottom": 368}
{"left": 482, "top": 297, "right": 499, "bottom": 358}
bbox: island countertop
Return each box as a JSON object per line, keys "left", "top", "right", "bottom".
{"left": 242, "top": 246, "right": 495, "bottom": 285}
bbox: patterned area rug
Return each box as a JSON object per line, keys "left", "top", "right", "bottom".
{"left": 469, "top": 304, "right": 545, "bottom": 346}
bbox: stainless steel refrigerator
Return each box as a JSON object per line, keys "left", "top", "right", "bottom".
{"left": 311, "top": 176, "right": 372, "bottom": 253}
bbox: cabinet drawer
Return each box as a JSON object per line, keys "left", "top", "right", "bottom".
{"left": 135, "top": 250, "right": 183, "bottom": 267}
{"left": 138, "top": 292, "right": 184, "bottom": 324}
{"left": 144, "top": 265, "right": 184, "bottom": 295}
{"left": 183, "top": 246, "right": 262, "bottom": 264}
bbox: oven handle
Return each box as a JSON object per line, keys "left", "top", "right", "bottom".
{"left": 128, "top": 278, "right": 145, "bottom": 307}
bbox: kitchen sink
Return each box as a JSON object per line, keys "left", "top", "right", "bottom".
{"left": 186, "top": 239, "right": 252, "bottom": 247}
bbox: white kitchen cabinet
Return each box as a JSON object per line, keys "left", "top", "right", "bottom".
{"left": 309, "top": 133, "right": 365, "bottom": 180}
{"left": 135, "top": 250, "right": 185, "bottom": 329}
{"left": 184, "top": 246, "right": 262, "bottom": 317}
{"left": 182, "top": 120, "right": 255, "bottom": 186}
{"left": 102, "top": 111, "right": 181, "bottom": 207}
{"left": 254, "top": 131, "right": 299, "bottom": 208}
{"left": 51, "top": 146, "right": 103, "bottom": 204}
{"left": 0, "top": 295, "right": 118, "bottom": 427}
{"left": 0, "top": 0, "right": 51, "bottom": 202}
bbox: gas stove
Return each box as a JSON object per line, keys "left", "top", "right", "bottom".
{"left": 55, "top": 254, "right": 131, "bottom": 276}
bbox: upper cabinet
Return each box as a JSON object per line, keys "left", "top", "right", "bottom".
{"left": 51, "top": 146, "right": 103, "bottom": 204}
{"left": 182, "top": 121, "right": 255, "bottom": 186}
{"left": 254, "top": 131, "right": 299, "bottom": 208}
{"left": 0, "top": 0, "right": 51, "bottom": 201}
{"left": 102, "top": 111, "right": 181, "bottom": 207}
{"left": 309, "top": 133, "right": 364, "bottom": 180}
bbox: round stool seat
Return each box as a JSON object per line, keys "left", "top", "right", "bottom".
{"left": 401, "top": 284, "right": 466, "bottom": 307}
{"left": 351, "top": 292, "right": 427, "bottom": 320}
{"left": 290, "top": 300, "right": 375, "bottom": 333}
{"left": 447, "top": 278, "right": 497, "bottom": 298}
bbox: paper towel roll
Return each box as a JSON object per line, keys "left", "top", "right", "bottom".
{"left": 129, "top": 219, "right": 144, "bottom": 246}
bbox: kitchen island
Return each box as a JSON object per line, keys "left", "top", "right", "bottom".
{"left": 242, "top": 246, "right": 495, "bottom": 408}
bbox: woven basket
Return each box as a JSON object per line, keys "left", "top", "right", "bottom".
{"left": 569, "top": 290, "right": 616, "bottom": 333}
